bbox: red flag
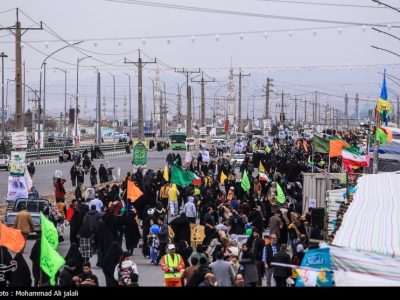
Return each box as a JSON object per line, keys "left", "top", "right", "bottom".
{"left": 0, "top": 221, "right": 26, "bottom": 253}
{"left": 127, "top": 180, "right": 144, "bottom": 203}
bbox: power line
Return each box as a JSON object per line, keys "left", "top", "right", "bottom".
{"left": 105, "top": 0, "right": 400, "bottom": 28}
{"left": 257, "top": 0, "right": 396, "bottom": 9}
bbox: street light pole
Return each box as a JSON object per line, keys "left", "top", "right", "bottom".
{"left": 56, "top": 68, "right": 67, "bottom": 146}
{"left": 123, "top": 72, "right": 132, "bottom": 139}
{"left": 40, "top": 41, "right": 83, "bottom": 140}
{"left": 75, "top": 55, "right": 91, "bottom": 148}
{"left": 109, "top": 73, "right": 116, "bottom": 146}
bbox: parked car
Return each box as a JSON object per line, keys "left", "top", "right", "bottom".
{"left": 0, "top": 154, "right": 10, "bottom": 170}
{"left": 5, "top": 198, "right": 50, "bottom": 234}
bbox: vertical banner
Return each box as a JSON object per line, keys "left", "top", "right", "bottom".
{"left": 9, "top": 151, "right": 26, "bottom": 176}
{"left": 132, "top": 141, "right": 147, "bottom": 167}
{"left": 7, "top": 176, "right": 29, "bottom": 200}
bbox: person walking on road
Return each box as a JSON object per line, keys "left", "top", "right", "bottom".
{"left": 99, "top": 164, "right": 108, "bottom": 184}
{"left": 209, "top": 251, "right": 235, "bottom": 287}
{"left": 54, "top": 177, "right": 67, "bottom": 203}
{"left": 156, "top": 216, "right": 169, "bottom": 265}
{"left": 160, "top": 244, "right": 185, "bottom": 287}
{"left": 90, "top": 165, "right": 98, "bottom": 186}
{"left": 13, "top": 203, "right": 34, "bottom": 250}
{"left": 114, "top": 251, "right": 139, "bottom": 287}
{"left": 168, "top": 183, "right": 179, "bottom": 217}
{"left": 70, "top": 164, "right": 78, "bottom": 187}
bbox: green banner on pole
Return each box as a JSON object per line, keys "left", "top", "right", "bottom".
{"left": 132, "top": 141, "right": 147, "bottom": 167}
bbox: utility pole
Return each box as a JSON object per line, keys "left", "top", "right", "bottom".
{"left": 303, "top": 98, "right": 308, "bottom": 124}
{"left": 96, "top": 72, "right": 101, "bottom": 146}
{"left": 177, "top": 84, "right": 182, "bottom": 130}
{"left": 344, "top": 93, "right": 349, "bottom": 128}
{"left": 124, "top": 50, "right": 156, "bottom": 141}
{"left": 191, "top": 72, "right": 215, "bottom": 131}
{"left": 0, "top": 9, "right": 43, "bottom": 131}
{"left": 397, "top": 95, "right": 400, "bottom": 128}
{"left": 290, "top": 96, "right": 298, "bottom": 126}
{"left": 325, "top": 104, "right": 329, "bottom": 126}
{"left": 1, "top": 52, "right": 7, "bottom": 139}
{"left": 318, "top": 103, "right": 321, "bottom": 125}
{"left": 313, "top": 91, "right": 318, "bottom": 126}
{"left": 265, "top": 77, "right": 273, "bottom": 119}
{"left": 233, "top": 68, "right": 250, "bottom": 132}
{"left": 175, "top": 68, "right": 201, "bottom": 137}
{"left": 355, "top": 93, "right": 360, "bottom": 122}
{"left": 276, "top": 90, "right": 289, "bottom": 124}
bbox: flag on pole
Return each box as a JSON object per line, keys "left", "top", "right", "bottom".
{"left": 377, "top": 70, "right": 392, "bottom": 126}
{"left": 127, "top": 180, "right": 144, "bottom": 202}
{"left": 40, "top": 212, "right": 58, "bottom": 249}
{"left": 171, "top": 165, "right": 196, "bottom": 186}
{"left": 220, "top": 171, "right": 227, "bottom": 185}
{"left": 163, "top": 164, "right": 169, "bottom": 182}
{"left": 258, "top": 161, "right": 265, "bottom": 173}
{"left": 241, "top": 170, "right": 251, "bottom": 192}
{"left": 313, "top": 135, "right": 329, "bottom": 154}
{"left": 375, "top": 127, "right": 393, "bottom": 145}
{"left": 259, "top": 172, "right": 269, "bottom": 182}
{"left": 342, "top": 147, "right": 369, "bottom": 168}
{"left": 276, "top": 182, "right": 286, "bottom": 204}
{"left": 329, "top": 136, "right": 350, "bottom": 157}
{"left": 40, "top": 233, "right": 65, "bottom": 286}
{"left": 0, "top": 221, "right": 26, "bottom": 253}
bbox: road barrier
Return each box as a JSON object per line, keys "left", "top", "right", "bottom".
{"left": 25, "top": 142, "right": 129, "bottom": 159}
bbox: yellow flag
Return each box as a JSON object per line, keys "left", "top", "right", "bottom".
{"left": 163, "top": 164, "right": 169, "bottom": 182}
{"left": 259, "top": 161, "right": 265, "bottom": 173}
{"left": 220, "top": 171, "right": 227, "bottom": 185}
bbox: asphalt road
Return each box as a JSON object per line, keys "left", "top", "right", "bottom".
{"left": 22, "top": 226, "right": 165, "bottom": 287}
{"left": 15, "top": 149, "right": 183, "bottom": 287}
{"left": 0, "top": 150, "right": 184, "bottom": 204}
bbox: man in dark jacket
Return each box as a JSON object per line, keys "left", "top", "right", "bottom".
{"left": 83, "top": 205, "right": 101, "bottom": 235}
{"left": 271, "top": 243, "right": 291, "bottom": 287}
{"left": 156, "top": 216, "right": 169, "bottom": 264}
{"left": 262, "top": 233, "right": 280, "bottom": 287}
{"left": 228, "top": 211, "right": 245, "bottom": 235}
{"left": 247, "top": 228, "right": 265, "bottom": 286}
{"left": 59, "top": 259, "right": 78, "bottom": 286}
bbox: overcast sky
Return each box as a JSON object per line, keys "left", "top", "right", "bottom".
{"left": 1, "top": 0, "right": 400, "bottom": 122}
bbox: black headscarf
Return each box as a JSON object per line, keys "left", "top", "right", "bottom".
{"left": 102, "top": 241, "right": 123, "bottom": 287}
{"left": 65, "top": 243, "right": 84, "bottom": 275}
{"left": 9, "top": 253, "right": 32, "bottom": 287}
{"left": 95, "top": 219, "right": 114, "bottom": 267}
{"left": 122, "top": 210, "right": 141, "bottom": 251}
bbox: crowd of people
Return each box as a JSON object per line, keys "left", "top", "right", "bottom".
{"left": 7, "top": 127, "right": 368, "bottom": 287}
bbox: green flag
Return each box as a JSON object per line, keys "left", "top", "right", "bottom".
{"left": 313, "top": 134, "right": 329, "bottom": 154}
{"left": 276, "top": 182, "right": 286, "bottom": 204}
{"left": 171, "top": 165, "right": 196, "bottom": 186}
{"left": 40, "top": 212, "right": 58, "bottom": 249}
{"left": 241, "top": 170, "right": 251, "bottom": 192}
{"left": 40, "top": 234, "right": 65, "bottom": 286}
{"left": 376, "top": 127, "right": 388, "bottom": 145}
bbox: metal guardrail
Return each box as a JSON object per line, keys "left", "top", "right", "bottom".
{"left": 25, "top": 142, "right": 129, "bottom": 159}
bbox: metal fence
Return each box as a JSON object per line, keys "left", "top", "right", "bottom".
{"left": 25, "top": 142, "right": 128, "bottom": 159}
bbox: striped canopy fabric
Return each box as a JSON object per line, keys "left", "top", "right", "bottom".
{"left": 333, "top": 173, "right": 400, "bottom": 257}
{"left": 330, "top": 246, "right": 400, "bottom": 284}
